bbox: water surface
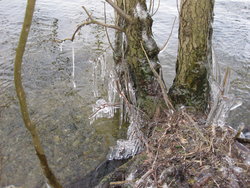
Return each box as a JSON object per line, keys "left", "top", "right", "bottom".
{"left": 0, "top": 0, "right": 249, "bottom": 187}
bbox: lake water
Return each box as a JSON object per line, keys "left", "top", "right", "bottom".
{"left": 0, "top": 0, "right": 249, "bottom": 187}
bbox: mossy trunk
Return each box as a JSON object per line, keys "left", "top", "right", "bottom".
{"left": 114, "top": 0, "right": 163, "bottom": 117}
{"left": 169, "top": 0, "right": 214, "bottom": 112}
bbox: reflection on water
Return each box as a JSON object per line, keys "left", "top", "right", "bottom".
{"left": 0, "top": 0, "right": 122, "bottom": 187}
{"left": 0, "top": 0, "right": 249, "bottom": 187}
{"left": 154, "top": 0, "right": 250, "bottom": 127}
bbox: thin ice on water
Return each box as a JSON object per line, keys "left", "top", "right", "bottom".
{"left": 207, "top": 47, "right": 242, "bottom": 126}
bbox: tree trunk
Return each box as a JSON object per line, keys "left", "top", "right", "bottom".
{"left": 169, "top": 0, "right": 214, "bottom": 112}
{"left": 114, "top": 0, "right": 163, "bottom": 117}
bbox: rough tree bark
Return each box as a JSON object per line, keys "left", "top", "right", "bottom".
{"left": 113, "top": 0, "right": 163, "bottom": 117}
{"left": 169, "top": 0, "right": 214, "bottom": 112}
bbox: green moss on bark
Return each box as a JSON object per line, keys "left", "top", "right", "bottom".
{"left": 169, "top": 0, "right": 214, "bottom": 112}
{"left": 114, "top": 0, "right": 162, "bottom": 117}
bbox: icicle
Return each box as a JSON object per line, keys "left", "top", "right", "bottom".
{"left": 96, "top": 54, "right": 107, "bottom": 81}
{"left": 92, "top": 59, "right": 99, "bottom": 97}
{"left": 59, "top": 41, "right": 64, "bottom": 52}
{"left": 72, "top": 43, "right": 76, "bottom": 89}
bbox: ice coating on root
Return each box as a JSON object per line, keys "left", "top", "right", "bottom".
{"left": 92, "top": 54, "right": 107, "bottom": 97}
{"left": 90, "top": 53, "right": 145, "bottom": 160}
{"left": 89, "top": 98, "right": 119, "bottom": 124}
{"left": 208, "top": 82, "right": 243, "bottom": 126}
{"left": 108, "top": 111, "right": 144, "bottom": 160}
{"left": 108, "top": 84, "right": 145, "bottom": 160}
{"left": 207, "top": 48, "right": 242, "bottom": 126}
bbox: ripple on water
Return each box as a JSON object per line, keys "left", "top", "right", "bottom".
{"left": 0, "top": 0, "right": 250, "bottom": 187}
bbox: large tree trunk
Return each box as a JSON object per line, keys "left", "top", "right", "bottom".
{"left": 169, "top": 0, "right": 214, "bottom": 112}
{"left": 114, "top": 0, "right": 163, "bottom": 117}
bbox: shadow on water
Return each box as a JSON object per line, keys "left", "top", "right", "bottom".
{"left": 67, "top": 158, "right": 129, "bottom": 188}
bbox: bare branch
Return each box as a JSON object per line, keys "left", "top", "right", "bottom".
{"left": 151, "top": 0, "right": 161, "bottom": 16}
{"left": 105, "top": 0, "right": 133, "bottom": 22}
{"left": 104, "top": 2, "right": 115, "bottom": 52}
{"left": 14, "top": 0, "right": 62, "bottom": 187}
{"left": 160, "top": 16, "right": 176, "bottom": 52}
{"left": 176, "top": 0, "right": 180, "bottom": 16}
{"left": 140, "top": 42, "right": 175, "bottom": 111}
{"left": 149, "top": 0, "right": 153, "bottom": 13}
{"left": 110, "top": 180, "right": 134, "bottom": 186}
{"left": 151, "top": 0, "right": 155, "bottom": 15}
{"left": 82, "top": 6, "right": 92, "bottom": 18}
{"left": 56, "top": 6, "right": 124, "bottom": 43}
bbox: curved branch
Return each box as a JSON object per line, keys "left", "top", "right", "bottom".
{"left": 149, "top": 0, "right": 153, "bottom": 13}
{"left": 140, "top": 42, "right": 175, "bottom": 111}
{"left": 104, "top": 2, "right": 115, "bottom": 52}
{"left": 105, "top": 0, "right": 133, "bottom": 22}
{"left": 160, "top": 16, "right": 177, "bottom": 52}
{"left": 14, "top": 0, "right": 62, "bottom": 187}
{"left": 58, "top": 6, "right": 124, "bottom": 42}
{"left": 151, "top": 0, "right": 161, "bottom": 16}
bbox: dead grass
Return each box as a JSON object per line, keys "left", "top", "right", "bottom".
{"left": 132, "top": 109, "right": 250, "bottom": 188}
{"left": 106, "top": 109, "right": 250, "bottom": 188}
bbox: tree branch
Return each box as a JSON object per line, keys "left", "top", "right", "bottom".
{"left": 160, "top": 16, "right": 176, "bottom": 52}
{"left": 140, "top": 42, "right": 175, "bottom": 111}
{"left": 14, "top": 0, "right": 62, "bottom": 187}
{"left": 104, "top": 2, "right": 115, "bottom": 52}
{"left": 151, "top": 0, "right": 161, "bottom": 16}
{"left": 57, "top": 6, "right": 124, "bottom": 42}
{"left": 69, "top": 6, "right": 124, "bottom": 41}
{"left": 105, "top": 0, "right": 133, "bottom": 22}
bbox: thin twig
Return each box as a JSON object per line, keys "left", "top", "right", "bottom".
{"left": 160, "top": 16, "right": 176, "bottom": 52}
{"left": 105, "top": 0, "right": 133, "bottom": 22}
{"left": 176, "top": 0, "right": 180, "bottom": 16}
{"left": 235, "top": 137, "right": 250, "bottom": 144}
{"left": 151, "top": 0, "right": 155, "bottom": 15}
{"left": 135, "top": 169, "right": 154, "bottom": 188}
{"left": 151, "top": 0, "right": 161, "bottom": 16}
{"left": 140, "top": 42, "right": 175, "bottom": 111}
{"left": 234, "top": 124, "right": 250, "bottom": 143}
{"left": 57, "top": 6, "right": 124, "bottom": 43}
{"left": 221, "top": 67, "right": 231, "bottom": 96}
{"left": 206, "top": 67, "right": 231, "bottom": 126}
{"left": 104, "top": 2, "right": 115, "bottom": 52}
{"left": 115, "top": 79, "right": 151, "bottom": 121}
{"left": 110, "top": 180, "right": 134, "bottom": 186}
{"left": 89, "top": 103, "right": 120, "bottom": 119}
{"left": 149, "top": 0, "right": 153, "bottom": 13}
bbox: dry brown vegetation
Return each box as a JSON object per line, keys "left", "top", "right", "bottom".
{"left": 102, "top": 110, "right": 250, "bottom": 188}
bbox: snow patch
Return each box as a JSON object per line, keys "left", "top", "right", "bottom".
{"left": 142, "top": 30, "right": 156, "bottom": 51}
{"left": 134, "top": 3, "right": 148, "bottom": 19}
